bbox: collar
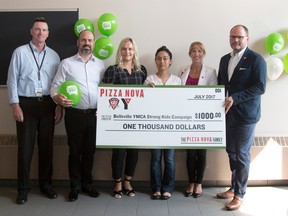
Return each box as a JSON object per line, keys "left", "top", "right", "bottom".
{"left": 76, "top": 53, "right": 96, "bottom": 62}
{"left": 29, "top": 41, "right": 46, "bottom": 53}
{"left": 230, "top": 46, "right": 247, "bottom": 58}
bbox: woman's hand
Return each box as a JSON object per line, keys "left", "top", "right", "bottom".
{"left": 147, "top": 82, "right": 156, "bottom": 87}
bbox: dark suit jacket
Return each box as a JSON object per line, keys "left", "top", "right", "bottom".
{"left": 217, "top": 48, "right": 267, "bottom": 125}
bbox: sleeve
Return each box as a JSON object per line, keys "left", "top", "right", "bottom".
{"left": 217, "top": 57, "right": 225, "bottom": 85}
{"left": 7, "top": 50, "right": 20, "bottom": 104}
{"left": 102, "top": 65, "right": 116, "bottom": 84}
{"left": 144, "top": 75, "right": 153, "bottom": 85}
{"left": 177, "top": 76, "right": 182, "bottom": 85}
{"left": 208, "top": 68, "right": 218, "bottom": 85}
{"left": 98, "top": 61, "right": 106, "bottom": 83}
{"left": 50, "top": 60, "right": 67, "bottom": 97}
{"left": 140, "top": 65, "right": 148, "bottom": 84}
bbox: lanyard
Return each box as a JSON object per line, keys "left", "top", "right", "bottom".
{"left": 29, "top": 43, "right": 46, "bottom": 81}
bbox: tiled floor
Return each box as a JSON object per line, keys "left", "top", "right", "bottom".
{"left": 0, "top": 184, "right": 287, "bottom": 216}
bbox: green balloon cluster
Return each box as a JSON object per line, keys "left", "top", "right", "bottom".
{"left": 93, "top": 13, "right": 118, "bottom": 60}
{"left": 74, "top": 18, "right": 95, "bottom": 37}
{"left": 73, "top": 14, "right": 118, "bottom": 60}
{"left": 265, "top": 32, "right": 285, "bottom": 55}
{"left": 58, "top": 81, "right": 81, "bottom": 106}
{"left": 97, "top": 13, "right": 118, "bottom": 36}
{"left": 263, "top": 32, "right": 288, "bottom": 80}
{"left": 93, "top": 37, "right": 114, "bottom": 60}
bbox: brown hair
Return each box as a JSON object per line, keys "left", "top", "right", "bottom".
{"left": 31, "top": 17, "right": 47, "bottom": 27}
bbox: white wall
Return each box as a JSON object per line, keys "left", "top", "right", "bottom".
{"left": 1, "top": 0, "right": 288, "bottom": 182}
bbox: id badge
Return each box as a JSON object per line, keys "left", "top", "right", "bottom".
{"left": 35, "top": 87, "right": 43, "bottom": 97}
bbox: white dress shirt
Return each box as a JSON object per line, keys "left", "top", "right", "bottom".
{"left": 50, "top": 53, "right": 105, "bottom": 109}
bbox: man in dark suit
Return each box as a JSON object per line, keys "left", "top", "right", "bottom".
{"left": 216, "top": 25, "right": 266, "bottom": 210}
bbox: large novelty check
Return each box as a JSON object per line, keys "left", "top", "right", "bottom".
{"left": 96, "top": 85, "right": 226, "bottom": 149}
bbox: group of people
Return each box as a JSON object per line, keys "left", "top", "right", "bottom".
{"left": 6, "top": 16, "right": 267, "bottom": 212}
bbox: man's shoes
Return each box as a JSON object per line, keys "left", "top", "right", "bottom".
{"left": 16, "top": 190, "right": 28, "bottom": 204}
{"left": 226, "top": 196, "right": 242, "bottom": 210}
{"left": 82, "top": 185, "right": 101, "bottom": 198}
{"left": 216, "top": 188, "right": 234, "bottom": 199}
{"left": 68, "top": 190, "right": 79, "bottom": 202}
{"left": 40, "top": 186, "right": 58, "bottom": 199}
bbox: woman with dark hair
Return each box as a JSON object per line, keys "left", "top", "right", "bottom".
{"left": 145, "top": 46, "right": 181, "bottom": 200}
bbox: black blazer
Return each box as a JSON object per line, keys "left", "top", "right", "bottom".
{"left": 217, "top": 48, "right": 267, "bottom": 125}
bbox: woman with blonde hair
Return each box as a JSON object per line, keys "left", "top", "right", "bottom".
{"left": 102, "top": 37, "right": 147, "bottom": 198}
{"left": 179, "top": 41, "right": 217, "bottom": 198}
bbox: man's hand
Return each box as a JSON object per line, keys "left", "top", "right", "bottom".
{"left": 53, "top": 94, "right": 73, "bottom": 107}
{"left": 224, "top": 96, "right": 234, "bottom": 114}
{"left": 11, "top": 103, "right": 24, "bottom": 122}
{"left": 54, "top": 105, "right": 63, "bottom": 124}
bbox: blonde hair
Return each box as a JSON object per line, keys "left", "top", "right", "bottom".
{"left": 116, "top": 37, "right": 142, "bottom": 72}
{"left": 188, "top": 41, "right": 206, "bottom": 55}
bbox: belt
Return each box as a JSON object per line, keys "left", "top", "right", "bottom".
{"left": 66, "top": 107, "right": 97, "bottom": 114}
{"left": 19, "top": 95, "right": 51, "bottom": 101}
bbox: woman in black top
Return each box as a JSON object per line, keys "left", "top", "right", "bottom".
{"left": 102, "top": 37, "right": 147, "bottom": 198}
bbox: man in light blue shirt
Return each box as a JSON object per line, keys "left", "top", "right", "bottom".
{"left": 7, "top": 17, "right": 62, "bottom": 205}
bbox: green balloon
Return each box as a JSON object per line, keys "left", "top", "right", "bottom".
{"left": 58, "top": 81, "right": 81, "bottom": 106}
{"left": 283, "top": 53, "right": 288, "bottom": 73}
{"left": 74, "top": 18, "right": 95, "bottom": 37}
{"left": 97, "top": 13, "right": 118, "bottom": 36}
{"left": 93, "top": 37, "right": 114, "bottom": 60}
{"left": 265, "top": 32, "right": 285, "bottom": 55}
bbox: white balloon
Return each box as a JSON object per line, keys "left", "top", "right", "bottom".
{"left": 266, "top": 57, "right": 284, "bottom": 81}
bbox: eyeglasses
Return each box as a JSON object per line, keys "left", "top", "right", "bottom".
{"left": 229, "top": 35, "right": 247, "bottom": 40}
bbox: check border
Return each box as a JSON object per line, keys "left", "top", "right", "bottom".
{"left": 96, "top": 85, "right": 226, "bottom": 149}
